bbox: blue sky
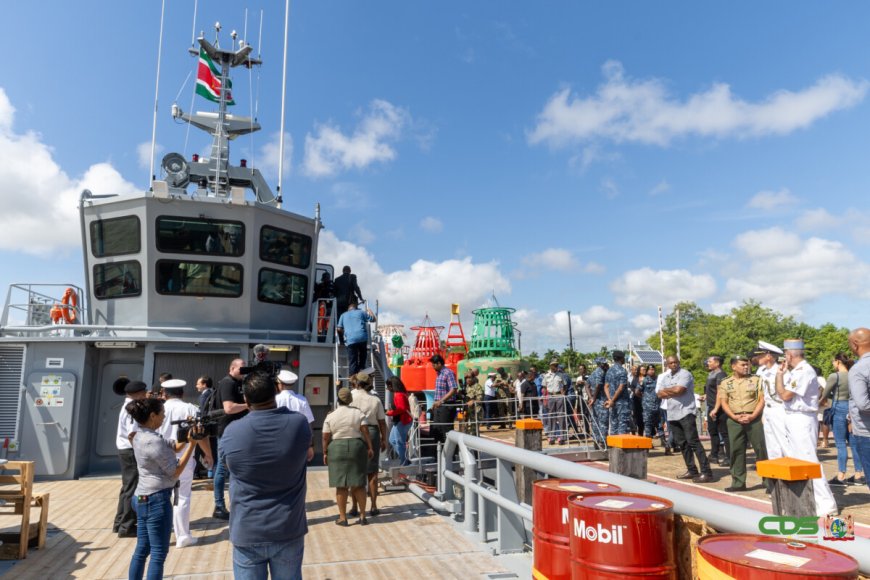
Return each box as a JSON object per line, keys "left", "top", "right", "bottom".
{"left": 2, "top": 2, "right": 869, "bottom": 353}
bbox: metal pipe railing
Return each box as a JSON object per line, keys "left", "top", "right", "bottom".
{"left": 432, "top": 430, "right": 870, "bottom": 573}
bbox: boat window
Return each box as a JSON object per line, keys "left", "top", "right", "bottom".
{"left": 257, "top": 268, "right": 307, "bottom": 307}
{"left": 156, "top": 216, "right": 245, "bottom": 256}
{"left": 90, "top": 216, "right": 141, "bottom": 257}
{"left": 260, "top": 226, "right": 312, "bottom": 269}
{"left": 93, "top": 261, "right": 142, "bottom": 299}
{"left": 156, "top": 260, "right": 243, "bottom": 297}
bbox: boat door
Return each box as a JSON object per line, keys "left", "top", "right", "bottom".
{"left": 94, "top": 361, "right": 144, "bottom": 459}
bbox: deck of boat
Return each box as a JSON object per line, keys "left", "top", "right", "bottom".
{"left": 0, "top": 469, "right": 520, "bottom": 579}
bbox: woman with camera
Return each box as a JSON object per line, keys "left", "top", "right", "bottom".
{"left": 322, "top": 387, "right": 374, "bottom": 526}
{"left": 126, "top": 396, "right": 198, "bottom": 580}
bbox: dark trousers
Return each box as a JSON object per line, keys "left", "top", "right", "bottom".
{"left": 727, "top": 415, "right": 768, "bottom": 488}
{"left": 670, "top": 413, "right": 712, "bottom": 476}
{"left": 346, "top": 341, "right": 368, "bottom": 376}
{"left": 114, "top": 448, "right": 138, "bottom": 534}
{"left": 708, "top": 409, "right": 730, "bottom": 460}
{"left": 431, "top": 405, "right": 455, "bottom": 444}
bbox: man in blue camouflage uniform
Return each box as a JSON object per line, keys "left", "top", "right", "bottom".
{"left": 604, "top": 350, "right": 631, "bottom": 435}
{"left": 638, "top": 365, "right": 670, "bottom": 453}
{"left": 587, "top": 357, "right": 609, "bottom": 446}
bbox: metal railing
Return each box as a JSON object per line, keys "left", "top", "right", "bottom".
{"left": 409, "top": 430, "right": 870, "bottom": 573}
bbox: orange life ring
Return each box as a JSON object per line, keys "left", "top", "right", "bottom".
{"left": 60, "top": 288, "right": 78, "bottom": 324}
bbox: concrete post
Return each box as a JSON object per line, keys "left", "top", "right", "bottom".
{"left": 757, "top": 457, "right": 819, "bottom": 517}
{"left": 515, "top": 419, "right": 543, "bottom": 504}
{"left": 607, "top": 434, "right": 652, "bottom": 480}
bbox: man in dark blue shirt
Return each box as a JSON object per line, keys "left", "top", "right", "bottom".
{"left": 222, "top": 372, "right": 312, "bottom": 579}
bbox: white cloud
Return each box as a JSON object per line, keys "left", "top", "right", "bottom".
{"left": 610, "top": 267, "right": 717, "bottom": 309}
{"left": 747, "top": 188, "right": 797, "bottom": 210}
{"left": 522, "top": 248, "right": 579, "bottom": 271}
{"left": 568, "top": 144, "right": 620, "bottom": 173}
{"left": 302, "top": 99, "right": 410, "bottom": 178}
{"left": 649, "top": 180, "right": 671, "bottom": 196}
{"left": 795, "top": 207, "right": 870, "bottom": 243}
{"left": 723, "top": 227, "right": 870, "bottom": 314}
{"left": 584, "top": 261, "right": 606, "bottom": 274}
{"left": 582, "top": 305, "right": 623, "bottom": 324}
{"left": 316, "top": 230, "right": 509, "bottom": 321}
{"left": 348, "top": 223, "right": 375, "bottom": 245}
{"left": 137, "top": 141, "right": 164, "bottom": 171}
{"left": 795, "top": 208, "right": 841, "bottom": 231}
{"left": 631, "top": 314, "right": 657, "bottom": 329}
{"left": 711, "top": 301, "right": 739, "bottom": 315}
{"left": 528, "top": 61, "right": 868, "bottom": 147}
{"left": 0, "top": 88, "right": 138, "bottom": 256}
{"left": 259, "top": 131, "right": 294, "bottom": 179}
{"left": 513, "top": 308, "right": 611, "bottom": 353}
{"left": 420, "top": 216, "right": 443, "bottom": 233}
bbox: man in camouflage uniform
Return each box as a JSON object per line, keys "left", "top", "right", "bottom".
{"left": 717, "top": 355, "right": 767, "bottom": 492}
{"left": 463, "top": 376, "right": 485, "bottom": 436}
{"left": 604, "top": 350, "right": 631, "bottom": 435}
{"left": 587, "top": 357, "right": 610, "bottom": 446}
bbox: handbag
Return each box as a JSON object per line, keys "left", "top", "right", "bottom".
{"left": 821, "top": 373, "right": 839, "bottom": 427}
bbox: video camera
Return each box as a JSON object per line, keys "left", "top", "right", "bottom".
{"left": 240, "top": 344, "right": 282, "bottom": 379}
{"left": 171, "top": 410, "right": 225, "bottom": 442}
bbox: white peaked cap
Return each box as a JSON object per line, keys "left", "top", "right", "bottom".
{"left": 757, "top": 340, "right": 784, "bottom": 355}
{"left": 162, "top": 379, "right": 187, "bottom": 389}
{"left": 277, "top": 369, "right": 298, "bottom": 384}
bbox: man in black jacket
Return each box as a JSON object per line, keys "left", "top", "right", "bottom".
{"left": 333, "top": 265, "right": 363, "bottom": 316}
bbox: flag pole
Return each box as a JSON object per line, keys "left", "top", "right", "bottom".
{"left": 149, "top": 0, "right": 167, "bottom": 188}
{"left": 657, "top": 306, "right": 665, "bottom": 362}
{"left": 277, "top": 0, "right": 291, "bottom": 209}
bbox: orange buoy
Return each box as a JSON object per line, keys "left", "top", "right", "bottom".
{"left": 60, "top": 287, "right": 78, "bottom": 324}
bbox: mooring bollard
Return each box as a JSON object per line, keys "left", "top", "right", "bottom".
{"left": 607, "top": 434, "right": 652, "bottom": 480}
{"left": 756, "top": 457, "right": 820, "bottom": 518}
{"left": 515, "top": 419, "right": 543, "bottom": 504}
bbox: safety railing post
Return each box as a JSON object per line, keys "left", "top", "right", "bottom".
{"left": 496, "top": 457, "right": 526, "bottom": 553}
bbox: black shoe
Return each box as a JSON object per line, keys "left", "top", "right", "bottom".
{"left": 717, "top": 457, "right": 728, "bottom": 466}
{"left": 348, "top": 507, "right": 359, "bottom": 518}
{"left": 693, "top": 474, "right": 714, "bottom": 484}
{"left": 724, "top": 485, "right": 747, "bottom": 492}
{"left": 676, "top": 471, "right": 699, "bottom": 480}
{"left": 709, "top": 455, "right": 719, "bottom": 464}
{"left": 853, "top": 475, "right": 867, "bottom": 486}
{"left": 664, "top": 447, "right": 673, "bottom": 456}
{"left": 829, "top": 476, "right": 848, "bottom": 486}
{"left": 212, "top": 506, "right": 230, "bottom": 520}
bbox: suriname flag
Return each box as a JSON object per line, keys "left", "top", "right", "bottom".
{"left": 196, "top": 48, "right": 234, "bottom": 105}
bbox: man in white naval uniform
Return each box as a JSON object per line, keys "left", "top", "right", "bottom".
{"left": 775, "top": 339, "right": 838, "bottom": 516}
{"left": 158, "top": 379, "right": 214, "bottom": 547}
{"left": 275, "top": 370, "right": 316, "bottom": 462}
{"left": 755, "top": 341, "right": 788, "bottom": 460}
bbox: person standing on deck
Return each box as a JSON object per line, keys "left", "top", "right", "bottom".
{"left": 350, "top": 373, "right": 388, "bottom": 518}
{"left": 333, "top": 265, "right": 363, "bottom": 317}
{"left": 717, "top": 356, "right": 767, "bottom": 492}
{"left": 430, "top": 354, "right": 459, "bottom": 444}
{"left": 337, "top": 298, "right": 376, "bottom": 376}
{"left": 213, "top": 358, "right": 248, "bottom": 521}
{"left": 157, "top": 379, "right": 214, "bottom": 547}
{"left": 755, "top": 341, "right": 787, "bottom": 459}
{"left": 775, "top": 339, "right": 838, "bottom": 516}
{"left": 113, "top": 379, "right": 147, "bottom": 538}
{"left": 705, "top": 355, "right": 730, "bottom": 468}
{"left": 275, "top": 370, "right": 316, "bottom": 430}
{"left": 659, "top": 355, "right": 714, "bottom": 483}
{"left": 587, "top": 357, "right": 609, "bottom": 446}
{"left": 848, "top": 328, "right": 870, "bottom": 492}
{"left": 604, "top": 351, "right": 631, "bottom": 435}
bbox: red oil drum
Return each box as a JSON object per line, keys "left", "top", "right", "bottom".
{"left": 568, "top": 493, "right": 675, "bottom": 579}
{"left": 532, "top": 479, "right": 621, "bottom": 580}
{"left": 696, "top": 534, "right": 858, "bottom": 579}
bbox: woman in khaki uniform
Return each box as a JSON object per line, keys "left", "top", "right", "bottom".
{"left": 323, "top": 388, "right": 374, "bottom": 526}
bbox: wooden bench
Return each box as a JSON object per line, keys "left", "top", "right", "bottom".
{"left": 0, "top": 461, "right": 50, "bottom": 559}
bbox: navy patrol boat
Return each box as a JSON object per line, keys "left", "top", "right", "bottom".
{"left": 0, "top": 30, "right": 345, "bottom": 478}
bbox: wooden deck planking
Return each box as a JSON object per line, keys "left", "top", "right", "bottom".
{"left": 0, "top": 472, "right": 510, "bottom": 579}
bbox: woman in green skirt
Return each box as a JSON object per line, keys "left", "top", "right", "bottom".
{"left": 323, "top": 387, "right": 374, "bottom": 526}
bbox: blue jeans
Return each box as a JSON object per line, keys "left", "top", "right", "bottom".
{"left": 854, "top": 434, "right": 870, "bottom": 491}
{"left": 129, "top": 489, "right": 172, "bottom": 580}
{"left": 389, "top": 421, "right": 411, "bottom": 465}
{"left": 832, "top": 401, "right": 864, "bottom": 474}
{"left": 233, "top": 536, "right": 305, "bottom": 580}
{"left": 214, "top": 435, "right": 228, "bottom": 509}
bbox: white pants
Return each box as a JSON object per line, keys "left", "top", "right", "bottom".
{"left": 783, "top": 411, "right": 838, "bottom": 516}
{"left": 173, "top": 459, "right": 195, "bottom": 544}
{"left": 762, "top": 404, "right": 788, "bottom": 460}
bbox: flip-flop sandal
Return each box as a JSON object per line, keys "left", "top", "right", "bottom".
{"left": 358, "top": 519, "right": 369, "bottom": 526}
{"left": 335, "top": 519, "right": 349, "bottom": 527}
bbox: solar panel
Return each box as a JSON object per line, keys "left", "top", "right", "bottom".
{"left": 633, "top": 349, "right": 663, "bottom": 364}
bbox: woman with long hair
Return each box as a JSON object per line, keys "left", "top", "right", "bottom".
{"left": 386, "top": 377, "right": 413, "bottom": 466}
{"left": 823, "top": 353, "right": 865, "bottom": 486}
{"left": 126, "top": 396, "right": 198, "bottom": 580}
{"left": 322, "top": 387, "right": 374, "bottom": 526}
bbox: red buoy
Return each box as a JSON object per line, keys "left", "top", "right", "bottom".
{"left": 696, "top": 534, "right": 858, "bottom": 579}
{"left": 568, "top": 492, "right": 675, "bottom": 579}
{"left": 532, "top": 479, "right": 621, "bottom": 580}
